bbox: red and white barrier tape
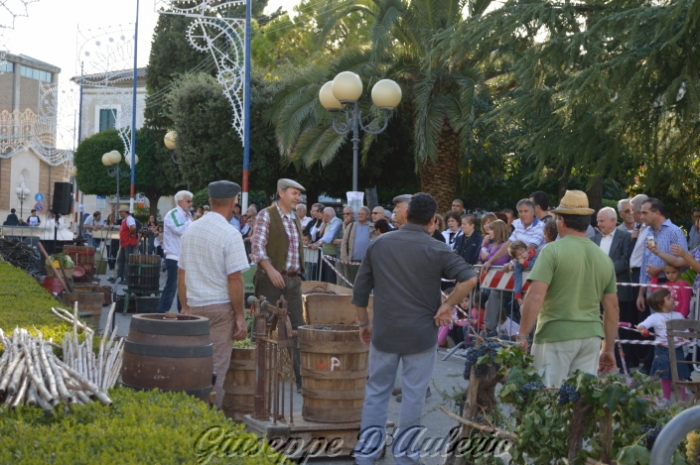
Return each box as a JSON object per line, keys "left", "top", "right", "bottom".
{"left": 321, "top": 255, "right": 362, "bottom": 266}
{"left": 616, "top": 339, "right": 695, "bottom": 347}
{"left": 321, "top": 255, "right": 355, "bottom": 288}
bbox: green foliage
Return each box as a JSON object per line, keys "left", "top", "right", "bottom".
{"left": 440, "top": 0, "right": 700, "bottom": 207}
{"left": 0, "top": 262, "right": 72, "bottom": 346}
{"left": 494, "top": 350, "right": 682, "bottom": 464}
{"left": 252, "top": 0, "right": 372, "bottom": 71}
{"left": 73, "top": 128, "right": 180, "bottom": 216}
{"left": 0, "top": 386, "right": 289, "bottom": 465}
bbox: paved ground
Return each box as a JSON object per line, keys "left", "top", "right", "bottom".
{"left": 87, "top": 266, "right": 470, "bottom": 464}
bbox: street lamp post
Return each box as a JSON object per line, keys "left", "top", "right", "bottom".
{"left": 319, "top": 72, "right": 402, "bottom": 192}
{"left": 102, "top": 150, "right": 136, "bottom": 213}
{"left": 164, "top": 130, "right": 190, "bottom": 191}
{"left": 15, "top": 184, "right": 30, "bottom": 219}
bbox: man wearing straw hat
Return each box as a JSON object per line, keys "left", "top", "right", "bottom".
{"left": 516, "top": 190, "right": 620, "bottom": 387}
{"left": 178, "top": 180, "right": 249, "bottom": 408}
{"left": 109, "top": 205, "right": 138, "bottom": 285}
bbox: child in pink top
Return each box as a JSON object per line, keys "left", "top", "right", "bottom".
{"left": 650, "top": 264, "right": 692, "bottom": 318}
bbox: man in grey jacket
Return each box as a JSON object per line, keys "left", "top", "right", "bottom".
{"left": 352, "top": 193, "right": 477, "bottom": 465}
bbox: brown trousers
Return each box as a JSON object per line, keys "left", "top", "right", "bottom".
{"left": 253, "top": 271, "right": 305, "bottom": 386}
{"left": 189, "top": 302, "right": 235, "bottom": 408}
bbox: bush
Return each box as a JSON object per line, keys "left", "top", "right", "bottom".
{"left": 0, "top": 387, "right": 289, "bottom": 465}
{"left": 0, "top": 261, "right": 72, "bottom": 345}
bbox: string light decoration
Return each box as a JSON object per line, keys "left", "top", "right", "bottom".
{"left": 0, "top": 0, "right": 40, "bottom": 30}
{"left": 156, "top": 0, "right": 246, "bottom": 142}
{"left": 75, "top": 24, "right": 139, "bottom": 160}
{"left": 76, "top": 24, "right": 136, "bottom": 85}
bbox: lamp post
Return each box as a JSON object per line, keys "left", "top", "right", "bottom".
{"left": 164, "top": 130, "right": 190, "bottom": 191}
{"left": 15, "top": 184, "right": 30, "bottom": 219}
{"left": 102, "top": 150, "right": 136, "bottom": 213}
{"left": 319, "top": 72, "right": 402, "bottom": 192}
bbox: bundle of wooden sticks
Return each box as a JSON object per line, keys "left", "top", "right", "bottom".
{"left": 0, "top": 328, "right": 112, "bottom": 415}
{"left": 56, "top": 303, "right": 124, "bottom": 391}
{"left": 0, "top": 303, "right": 124, "bottom": 415}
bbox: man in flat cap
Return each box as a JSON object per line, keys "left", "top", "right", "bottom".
{"left": 178, "top": 180, "right": 249, "bottom": 408}
{"left": 251, "top": 178, "right": 306, "bottom": 393}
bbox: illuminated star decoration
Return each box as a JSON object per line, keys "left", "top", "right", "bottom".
{"left": 156, "top": 0, "right": 246, "bottom": 143}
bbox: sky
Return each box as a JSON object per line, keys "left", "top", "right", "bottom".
{"left": 1, "top": 0, "right": 293, "bottom": 148}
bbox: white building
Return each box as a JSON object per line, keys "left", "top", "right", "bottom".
{"left": 71, "top": 68, "right": 173, "bottom": 219}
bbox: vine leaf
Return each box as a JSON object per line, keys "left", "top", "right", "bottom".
{"left": 616, "top": 444, "right": 650, "bottom": 465}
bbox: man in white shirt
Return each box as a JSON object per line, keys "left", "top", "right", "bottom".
{"left": 481, "top": 199, "right": 545, "bottom": 333}
{"left": 178, "top": 181, "right": 249, "bottom": 408}
{"left": 296, "top": 203, "right": 312, "bottom": 229}
{"left": 593, "top": 207, "right": 636, "bottom": 368}
{"left": 628, "top": 194, "right": 650, "bottom": 288}
{"left": 157, "top": 190, "right": 193, "bottom": 313}
{"left": 83, "top": 211, "right": 104, "bottom": 248}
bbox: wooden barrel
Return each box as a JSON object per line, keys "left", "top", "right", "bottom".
{"left": 121, "top": 314, "right": 214, "bottom": 400}
{"left": 222, "top": 347, "right": 256, "bottom": 420}
{"left": 299, "top": 324, "right": 368, "bottom": 423}
{"left": 127, "top": 255, "right": 160, "bottom": 292}
{"left": 62, "top": 292, "right": 104, "bottom": 327}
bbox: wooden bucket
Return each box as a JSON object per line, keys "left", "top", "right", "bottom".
{"left": 73, "top": 283, "right": 112, "bottom": 307}
{"left": 302, "top": 281, "right": 374, "bottom": 325}
{"left": 120, "top": 314, "right": 214, "bottom": 400}
{"left": 127, "top": 255, "right": 160, "bottom": 293}
{"left": 298, "top": 324, "right": 368, "bottom": 423}
{"left": 222, "top": 347, "right": 256, "bottom": 420}
{"left": 62, "top": 291, "right": 104, "bottom": 327}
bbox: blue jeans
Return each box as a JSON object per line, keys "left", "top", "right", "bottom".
{"left": 513, "top": 255, "right": 537, "bottom": 296}
{"left": 157, "top": 258, "right": 181, "bottom": 313}
{"left": 354, "top": 344, "right": 436, "bottom": 465}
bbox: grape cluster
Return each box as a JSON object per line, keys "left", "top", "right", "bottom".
{"left": 557, "top": 383, "right": 580, "bottom": 405}
{"left": 463, "top": 342, "right": 502, "bottom": 380}
{"left": 641, "top": 424, "right": 662, "bottom": 451}
{"left": 522, "top": 382, "right": 546, "bottom": 394}
{"left": 685, "top": 429, "right": 700, "bottom": 462}
{"left": 313, "top": 325, "right": 333, "bottom": 331}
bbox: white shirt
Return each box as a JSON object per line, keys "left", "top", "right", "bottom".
{"left": 599, "top": 232, "right": 614, "bottom": 256}
{"left": 497, "top": 318, "right": 520, "bottom": 337}
{"left": 83, "top": 215, "right": 104, "bottom": 236}
{"left": 300, "top": 216, "right": 312, "bottom": 229}
{"left": 179, "top": 212, "right": 249, "bottom": 307}
{"left": 638, "top": 311, "right": 685, "bottom": 343}
{"left": 163, "top": 205, "right": 192, "bottom": 261}
{"left": 509, "top": 218, "right": 545, "bottom": 250}
{"left": 630, "top": 224, "right": 650, "bottom": 268}
{"left": 442, "top": 229, "right": 463, "bottom": 250}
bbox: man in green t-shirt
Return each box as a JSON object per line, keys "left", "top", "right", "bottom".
{"left": 516, "top": 190, "right": 619, "bottom": 387}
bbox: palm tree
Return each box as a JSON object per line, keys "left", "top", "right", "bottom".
{"left": 270, "top": 0, "right": 484, "bottom": 211}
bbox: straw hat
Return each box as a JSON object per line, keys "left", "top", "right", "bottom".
{"left": 553, "top": 190, "right": 595, "bottom": 215}
{"left": 118, "top": 205, "right": 130, "bottom": 212}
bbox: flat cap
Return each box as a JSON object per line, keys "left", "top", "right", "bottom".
{"left": 118, "top": 204, "right": 130, "bottom": 212}
{"left": 392, "top": 194, "right": 412, "bottom": 204}
{"left": 208, "top": 180, "right": 241, "bottom": 199}
{"left": 277, "top": 178, "right": 305, "bottom": 192}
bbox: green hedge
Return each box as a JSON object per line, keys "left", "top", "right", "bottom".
{"left": 0, "top": 261, "right": 72, "bottom": 344}
{"left": 0, "top": 387, "right": 287, "bottom": 465}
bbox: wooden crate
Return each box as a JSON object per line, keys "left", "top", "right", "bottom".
{"left": 301, "top": 281, "right": 373, "bottom": 325}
